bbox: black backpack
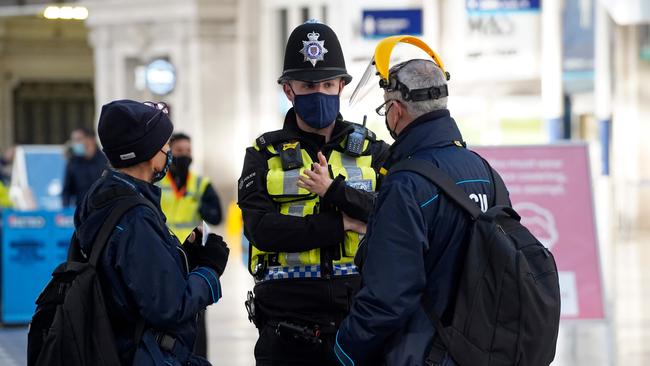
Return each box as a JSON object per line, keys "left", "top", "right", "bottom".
{"left": 390, "top": 158, "right": 561, "bottom": 366}
{"left": 27, "top": 190, "right": 151, "bottom": 366}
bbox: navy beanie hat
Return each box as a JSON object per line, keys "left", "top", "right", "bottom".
{"left": 98, "top": 99, "right": 174, "bottom": 168}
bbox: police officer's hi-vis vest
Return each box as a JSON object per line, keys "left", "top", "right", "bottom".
{"left": 250, "top": 131, "right": 377, "bottom": 282}
{"left": 160, "top": 172, "right": 210, "bottom": 241}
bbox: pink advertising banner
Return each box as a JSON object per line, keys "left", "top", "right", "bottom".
{"left": 473, "top": 144, "right": 605, "bottom": 320}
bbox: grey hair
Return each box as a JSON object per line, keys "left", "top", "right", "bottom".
{"left": 385, "top": 59, "right": 448, "bottom": 119}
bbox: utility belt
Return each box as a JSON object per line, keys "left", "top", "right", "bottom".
{"left": 245, "top": 291, "right": 337, "bottom": 343}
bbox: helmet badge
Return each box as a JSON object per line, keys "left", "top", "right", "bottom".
{"left": 300, "top": 31, "right": 328, "bottom": 67}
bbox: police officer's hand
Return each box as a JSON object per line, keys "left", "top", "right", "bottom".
{"left": 183, "top": 228, "right": 230, "bottom": 276}
{"left": 342, "top": 212, "right": 366, "bottom": 234}
{"left": 297, "top": 152, "right": 333, "bottom": 197}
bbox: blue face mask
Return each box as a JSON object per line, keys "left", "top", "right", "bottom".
{"left": 72, "top": 142, "right": 86, "bottom": 157}
{"left": 153, "top": 149, "right": 173, "bottom": 183}
{"left": 293, "top": 91, "right": 340, "bottom": 130}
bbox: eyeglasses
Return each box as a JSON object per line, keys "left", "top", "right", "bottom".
{"left": 375, "top": 99, "right": 396, "bottom": 116}
{"left": 143, "top": 101, "right": 170, "bottom": 115}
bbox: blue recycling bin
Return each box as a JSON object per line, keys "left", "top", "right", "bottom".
{"left": 51, "top": 210, "right": 75, "bottom": 264}
{"left": 1, "top": 209, "right": 74, "bottom": 324}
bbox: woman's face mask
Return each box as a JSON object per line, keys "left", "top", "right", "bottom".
{"left": 152, "top": 149, "right": 173, "bottom": 183}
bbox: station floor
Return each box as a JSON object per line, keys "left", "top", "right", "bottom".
{"left": 1, "top": 229, "right": 648, "bottom": 365}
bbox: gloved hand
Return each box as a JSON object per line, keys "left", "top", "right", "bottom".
{"left": 183, "top": 228, "right": 230, "bottom": 276}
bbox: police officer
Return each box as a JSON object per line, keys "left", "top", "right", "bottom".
{"left": 160, "top": 132, "right": 223, "bottom": 357}
{"left": 334, "top": 38, "right": 499, "bottom": 366}
{"left": 74, "top": 99, "right": 229, "bottom": 365}
{"left": 237, "top": 20, "right": 390, "bottom": 365}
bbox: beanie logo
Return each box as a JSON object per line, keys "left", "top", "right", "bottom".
{"left": 120, "top": 152, "right": 136, "bottom": 160}
{"left": 300, "top": 31, "right": 328, "bottom": 67}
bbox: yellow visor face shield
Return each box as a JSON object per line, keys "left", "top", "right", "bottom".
{"left": 349, "top": 36, "right": 449, "bottom": 107}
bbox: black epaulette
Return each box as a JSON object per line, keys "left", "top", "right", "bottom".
{"left": 255, "top": 130, "right": 294, "bottom": 149}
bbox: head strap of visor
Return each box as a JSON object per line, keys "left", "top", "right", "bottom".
{"left": 374, "top": 36, "right": 450, "bottom": 101}
{"left": 378, "top": 60, "right": 449, "bottom": 101}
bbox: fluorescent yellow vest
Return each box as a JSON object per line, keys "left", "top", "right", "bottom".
{"left": 250, "top": 138, "right": 377, "bottom": 281}
{"left": 0, "top": 180, "right": 11, "bottom": 208}
{"left": 160, "top": 172, "right": 210, "bottom": 241}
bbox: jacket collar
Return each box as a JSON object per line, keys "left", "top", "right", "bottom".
{"left": 387, "top": 109, "right": 464, "bottom": 165}
{"left": 106, "top": 169, "right": 163, "bottom": 212}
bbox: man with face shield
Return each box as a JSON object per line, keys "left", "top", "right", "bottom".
{"left": 160, "top": 132, "right": 223, "bottom": 358}
{"left": 334, "top": 37, "right": 506, "bottom": 366}
{"left": 71, "top": 100, "right": 229, "bottom": 365}
{"left": 237, "top": 20, "right": 389, "bottom": 365}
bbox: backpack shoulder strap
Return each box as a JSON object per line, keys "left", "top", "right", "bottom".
{"left": 472, "top": 152, "right": 510, "bottom": 206}
{"left": 88, "top": 194, "right": 156, "bottom": 266}
{"left": 86, "top": 192, "right": 156, "bottom": 351}
{"left": 389, "top": 158, "right": 482, "bottom": 219}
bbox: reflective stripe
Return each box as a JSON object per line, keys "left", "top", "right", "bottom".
{"left": 287, "top": 204, "right": 304, "bottom": 217}
{"left": 284, "top": 253, "right": 302, "bottom": 266}
{"left": 283, "top": 169, "right": 301, "bottom": 195}
{"left": 334, "top": 331, "right": 355, "bottom": 366}
{"left": 341, "top": 155, "right": 363, "bottom": 181}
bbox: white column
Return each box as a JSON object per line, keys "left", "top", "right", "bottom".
{"left": 593, "top": 6, "right": 616, "bottom": 366}
{"left": 87, "top": 27, "right": 112, "bottom": 131}
{"left": 541, "top": 0, "right": 564, "bottom": 142}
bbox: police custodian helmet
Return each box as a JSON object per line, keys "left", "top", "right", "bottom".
{"left": 278, "top": 20, "right": 353, "bottom": 85}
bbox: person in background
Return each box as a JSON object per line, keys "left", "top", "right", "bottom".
{"left": 160, "top": 133, "right": 222, "bottom": 240}
{"left": 62, "top": 128, "right": 108, "bottom": 207}
{"left": 160, "top": 132, "right": 223, "bottom": 358}
{"left": 0, "top": 147, "right": 13, "bottom": 208}
{"left": 0, "top": 146, "right": 14, "bottom": 185}
{"left": 0, "top": 178, "right": 11, "bottom": 208}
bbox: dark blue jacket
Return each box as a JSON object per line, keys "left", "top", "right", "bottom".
{"left": 63, "top": 150, "right": 108, "bottom": 207}
{"left": 335, "top": 110, "right": 495, "bottom": 366}
{"left": 74, "top": 170, "right": 221, "bottom": 366}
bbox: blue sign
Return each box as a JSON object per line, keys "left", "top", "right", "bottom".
{"left": 562, "top": 0, "right": 594, "bottom": 93}
{"left": 1, "top": 209, "right": 74, "bottom": 324}
{"left": 466, "top": 0, "right": 540, "bottom": 13}
{"left": 362, "top": 9, "right": 423, "bottom": 38}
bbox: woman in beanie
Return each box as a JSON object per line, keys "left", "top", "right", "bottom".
{"left": 72, "top": 99, "right": 229, "bottom": 365}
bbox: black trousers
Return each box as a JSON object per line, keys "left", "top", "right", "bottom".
{"left": 254, "top": 323, "right": 340, "bottom": 366}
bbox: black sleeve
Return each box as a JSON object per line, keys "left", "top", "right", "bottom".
{"left": 321, "top": 140, "right": 391, "bottom": 222}
{"left": 199, "top": 183, "right": 222, "bottom": 225}
{"left": 237, "top": 146, "right": 344, "bottom": 253}
{"left": 62, "top": 161, "right": 74, "bottom": 207}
